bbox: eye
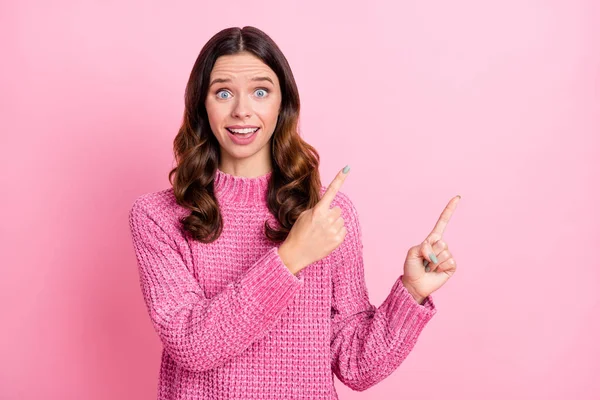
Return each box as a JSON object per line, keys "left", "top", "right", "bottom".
{"left": 216, "top": 90, "right": 231, "bottom": 99}
{"left": 254, "top": 88, "right": 269, "bottom": 98}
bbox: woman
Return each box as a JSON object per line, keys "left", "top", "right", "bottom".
{"left": 128, "top": 26, "right": 460, "bottom": 400}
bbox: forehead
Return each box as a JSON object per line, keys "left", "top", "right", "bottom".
{"left": 210, "top": 52, "right": 277, "bottom": 81}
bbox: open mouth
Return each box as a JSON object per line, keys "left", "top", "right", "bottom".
{"left": 226, "top": 127, "right": 260, "bottom": 145}
{"left": 226, "top": 127, "right": 260, "bottom": 136}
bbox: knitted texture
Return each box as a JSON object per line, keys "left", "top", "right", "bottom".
{"left": 128, "top": 168, "right": 437, "bottom": 399}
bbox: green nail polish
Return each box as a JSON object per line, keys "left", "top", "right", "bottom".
{"left": 429, "top": 253, "right": 438, "bottom": 264}
{"left": 343, "top": 165, "right": 350, "bottom": 174}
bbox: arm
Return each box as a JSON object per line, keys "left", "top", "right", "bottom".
{"left": 128, "top": 197, "right": 304, "bottom": 373}
{"left": 329, "top": 192, "right": 437, "bottom": 392}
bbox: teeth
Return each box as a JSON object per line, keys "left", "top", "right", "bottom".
{"left": 228, "top": 128, "right": 258, "bottom": 134}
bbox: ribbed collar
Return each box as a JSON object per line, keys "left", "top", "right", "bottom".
{"left": 213, "top": 168, "right": 273, "bottom": 206}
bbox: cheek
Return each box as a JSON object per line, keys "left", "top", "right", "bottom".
{"left": 256, "top": 101, "right": 280, "bottom": 123}
{"left": 205, "top": 102, "right": 225, "bottom": 126}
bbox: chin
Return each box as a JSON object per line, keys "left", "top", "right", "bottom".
{"left": 225, "top": 146, "right": 258, "bottom": 159}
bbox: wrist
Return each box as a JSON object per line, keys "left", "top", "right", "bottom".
{"left": 277, "top": 242, "right": 302, "bottom": 276}
{"left": 401, "top": 276, "right": 426, "bottom": 305}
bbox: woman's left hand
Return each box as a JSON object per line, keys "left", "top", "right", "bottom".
{"left": 401, "top": 195, "right": 461, "bottom": 303}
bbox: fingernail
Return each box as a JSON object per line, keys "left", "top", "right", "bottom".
{"left": 343, "top": 165, "right": 350, "bottom": 174}
{"left": 429, "top": 253, "right": 438, "bottom": 264}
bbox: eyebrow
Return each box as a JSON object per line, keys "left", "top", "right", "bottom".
{"left": 208, "top": 76, "right": 274, "bottom": 88}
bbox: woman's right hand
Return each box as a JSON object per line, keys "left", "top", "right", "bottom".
{"left": 277, "top": 166, "right": 351, "bottom": 275}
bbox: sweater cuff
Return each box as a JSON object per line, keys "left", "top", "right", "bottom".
{"left": 237, "top": 246, "right": 305, "bottom": 319}
{"left": 384, "top": 275, "right": 437, "bottom": 336}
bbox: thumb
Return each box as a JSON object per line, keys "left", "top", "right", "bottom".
{"left": 420, "top": 239, "right": 438, "bottom": 272}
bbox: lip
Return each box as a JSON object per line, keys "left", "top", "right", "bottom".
{"left": 226, "top": 125, "right": 259, "bottom": 129}
{"left": 227, "top": 127, "right": 259, "bottom": 145}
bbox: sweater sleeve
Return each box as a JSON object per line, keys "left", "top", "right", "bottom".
{"left": 128, "top": 197, "right": 304, "bottom": 373}
{"left": 329, "top": 192, "right": 437, "bottom": 392}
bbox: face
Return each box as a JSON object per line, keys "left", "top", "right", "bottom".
{"left": 205, "top": 51, "right": 282, "bottom": 172}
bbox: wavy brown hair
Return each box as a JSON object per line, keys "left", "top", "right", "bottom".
{"left": 168, "top": 26, "right": 322, "bottom": 244}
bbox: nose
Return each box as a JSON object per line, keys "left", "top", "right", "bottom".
{"left": 231, "top": 93, "right": 252, "bottom": 119}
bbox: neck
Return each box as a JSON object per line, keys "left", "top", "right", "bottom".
{"left": 218, "top": 154, "right": 273, "bottom": 178}
{"left": 213, "top": 167, "right": 272, "bottom": 206}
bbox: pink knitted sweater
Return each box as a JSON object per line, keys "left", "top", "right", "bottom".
{"left": 128, "top": 168, "right": 437, "bottom": 399}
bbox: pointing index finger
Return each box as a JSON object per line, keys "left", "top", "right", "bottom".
{"left": 430, "top": 195, "right": 461, "bottom": 237}
{"left": 317, "top": 166, "right": 350, "bottom": 209}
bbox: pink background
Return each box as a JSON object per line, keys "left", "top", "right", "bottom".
{"left": 1, "top": 0, "right": 598, "bottom": 399}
